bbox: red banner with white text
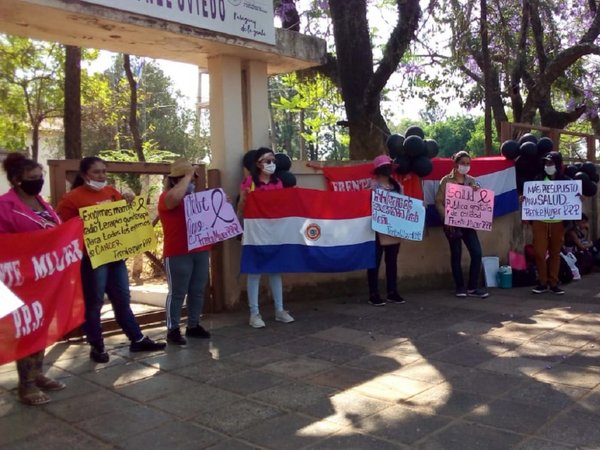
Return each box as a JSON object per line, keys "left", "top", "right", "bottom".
{"left": 0, "top": 219, "right": 85, "bottom": 365}
{"left": 320, "top": 164, "right": 424, "bottom": 200}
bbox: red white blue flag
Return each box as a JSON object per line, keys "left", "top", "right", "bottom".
{"left": 422, "top": 157, "right": 519, "bottom": 225}
{"left": 241, "top": 188, "right": 376, "bottom": 273}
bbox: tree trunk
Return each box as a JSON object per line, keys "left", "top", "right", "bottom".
{"left": 480, "top": 0, "right": 493, "bottom": 155}
{"left": 123, "top": 54, "right": 145, "bottom": 162}
{"left": 64, "top": 45, "right": 82, "bottom": 159}
{"left": 31, "top": 121, "right": 40, "bottom": 162}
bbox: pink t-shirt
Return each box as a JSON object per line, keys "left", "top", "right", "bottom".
{"left": 240, "top": 175, "right": 283, "bottom": 192}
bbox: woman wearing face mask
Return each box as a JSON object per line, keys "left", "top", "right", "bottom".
{"left": 367, "top": 155, "right": 406, "bottom": 306}
{"left": 238, "top": 147, "right": 294, "bottom": 328}
{"left": 56, "top": 156, "right": 166, "bottom": 363}
{"left": 529, "top": 151, "right": 569, "bottom": 295}
{"left": 158, "top": 158, "right": 211, "bottom": 345}
{"left": 435, "top": 151, "right": 489, "bottom": 298}
{"left": 0, "top": 153, "right": 66, "bottom": 405}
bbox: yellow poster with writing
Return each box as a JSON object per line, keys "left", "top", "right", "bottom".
{"left": 79, "top": 197, "right": 156, "bottom": 269}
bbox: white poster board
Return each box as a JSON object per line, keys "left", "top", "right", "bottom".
{"left": 521, "top": 180, "right": 582, "bottom": 221}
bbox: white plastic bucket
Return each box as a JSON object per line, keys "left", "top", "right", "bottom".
{"left": 482, "top": 256, "right": 500, "bottom": 288}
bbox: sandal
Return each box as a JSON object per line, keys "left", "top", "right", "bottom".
{"left": 35, "top": 376, "right": 66, "bottom": 391}
{"left": 18, "top": 386, "right": 51, "bottom": 406}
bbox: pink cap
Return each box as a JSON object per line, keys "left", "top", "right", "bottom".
{"left": 373, "top": 155, "right": 393, "bottom": 169}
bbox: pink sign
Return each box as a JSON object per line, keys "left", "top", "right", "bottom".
{"left": 184, "top": 188, "right": 243, "bottom": 250}
{"left": 444, "top": 184, "right": 495, "bottom": 231}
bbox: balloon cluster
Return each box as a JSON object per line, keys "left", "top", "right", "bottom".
{"left": 385, "top": 126, "right": 439, "bottom": 178}
{"left": 501, "top": 133, "right": 598, "bottom": 196}
{"left": 565, "top": 161, "right": 599, "bottom": 197}
{"left": 242, "top": 150, "right": 297, "bottom": 187}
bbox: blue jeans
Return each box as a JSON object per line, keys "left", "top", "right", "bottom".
{"left": 165, "top": 251, "right": 210, "bottom": 329}
{"left": 446, "top": 228, "right": 483, "bottom": 290}
{"left": 247, "top": 273, "right": 283, "bottom": 316}
{"left": 80, "top": 256, "right": 143, "bottom": 348}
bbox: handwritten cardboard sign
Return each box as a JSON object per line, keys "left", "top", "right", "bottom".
{"left": 444, "top": 184, "right": 495, "bottom": 231}
{"left": 522, "top": 180, "right": 582, "bottom": 221}
{"left": 371, "top": 189, "right": 426, "bottom": 241}
{"left": 184, "top": 188, "right": 243, "bottom": 251}
{"left": 80, "top": 197, "right": 156, "bottom": 268}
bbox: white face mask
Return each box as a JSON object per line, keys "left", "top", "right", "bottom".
{"left": 262, "top": 163, "right": 276, "bottom": 175}
{"left": 86, "top": 179, "right": 107, "bottom": 191}
{"left": 544, "top": 165, "right": 557, "bottom": 176}
{"left": 457, "top": 164, "right": 470, "bottom": 175}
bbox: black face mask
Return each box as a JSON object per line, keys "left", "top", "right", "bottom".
{"left": 20, "top": 178, "right": 44, "bottom": 196}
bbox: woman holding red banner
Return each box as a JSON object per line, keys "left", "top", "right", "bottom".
{"left": 158, "top": 158, "right": 211, "bottom": 345}
{"left": 56, "top": 156, "right": 166, "bottom": 363}
{"left": 238, "top": 147, "right": 294, "bottom": 328}
{"left": 367, "top": 155, "right": 406, "bottom": 306}
{"left": 435, "top": 151, "right": 489, "bottom": 299}
{"left": 0, "top": 153, "right": 66, "bottom": 405}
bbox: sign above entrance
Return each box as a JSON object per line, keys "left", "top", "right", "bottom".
{"left": 81, "top": 0, "right": 276, "bottom": 45}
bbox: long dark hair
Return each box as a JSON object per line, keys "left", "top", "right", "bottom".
{"left": 250, "top": 147, "right": 278, "bottom": 186}
{"left": 71, "top": 156, "right": 105, "bottom": 189}
{"left": 2, "top": 152, "right": 41, "bottom": 186}
{"left": 373, "top": 164, "right": 401, "bottom": 193}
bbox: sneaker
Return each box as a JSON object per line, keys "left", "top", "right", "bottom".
{"left": 90, "top": 346, "right": 109, "bottom": 363}
{"left": 549, "top": 285, "right": 565, "bottom": 295}
{"left": 275, "top": 310, "right": 295, "bottom": 323}
{"left": 455, "top": 288, "right": 467, "bottom": 298}
{"left": 532, "top": 284, "right": 548, "bottom": 294}
{"left": 386, "top": 292, "right": 406, "bottom": 304}
{"left": 167, "top": 328, "right": 187, "bottom": 346}
{"left": 249, "top": 314, "right": 266, "bottom": 328}
{"left": 467, "top": 289, "right": 490, "bottom": 299}
{"left": 368, "top": 294, "right": 386, "bottom": 306}
{"left": 130, "top": 336, "right": 167, "bottom": 352}
{"left": 186, "top": 325, "right": 211, "bottom": 339}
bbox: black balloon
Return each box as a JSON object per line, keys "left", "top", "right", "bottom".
{"left": 403, "top": 135, "right": 427, "bottom": 158}
{"left": 276, "top": 170, "right": 297, "bottom": 187}
{"left": 581, "top": 161, "right": 597, "bottom": 178}
{"left": 411, "top": 156, "right": 433, "bottom": 177}
{"left": 394, "top": 155, "right": 411, "bottom": 175}
{"left": 574, "top": 162, "right": 583, "bottom": 171}
{"left": 515, "top": 155, "right": 539, "bottom": 179}
{"left": 405, "top": 125, "right": 425, "bottom": 139}
{"left": 518, "top": 133, "right": 538, "bottom": 146}
{"left": 565, "top": 165, "right": 578, "bottom": 179}
{"left": 574, "top": 171, "right": 591, "bottom": 183}
{"left": 582, "top": 180, "right": 598, "bottom": 197}
{"left": 424, "top": 139, "right": 439, "bottom": 158}
{"left": 592, "top": 172, "right": 600, "bottom": 183}
{"left": 386, "top": 134, "right": 405, "bottom": 158}
{"left": 520, "top": 141, "right": 538, "bottom": 159}
{"left": 242, "top": 149, "right": 257, "bottom": 171}
{"left": 536, "top": 137, "right": 554, "bottom": 155}
{"left": 274, "top": 153, "right": 292, "bottom": 172}
{"left": 501, "top": 140, "right": 520, "bottom": 160}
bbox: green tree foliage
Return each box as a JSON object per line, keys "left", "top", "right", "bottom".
{"left": 270, "top": 72, "right": 349, "bottom": 160}
{"left": 0, "top": 35, "right": 64, "bottom": 160}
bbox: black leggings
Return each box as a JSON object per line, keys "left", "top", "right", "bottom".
{"left": 367, "top": 240, "right": 400, "bottom": 295}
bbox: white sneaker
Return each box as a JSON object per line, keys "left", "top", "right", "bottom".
{"left": 275, "top": 310, "right": 295, "bottom": 323}
{"left": 249, "top": 314, "right": 266, "bottom": 328}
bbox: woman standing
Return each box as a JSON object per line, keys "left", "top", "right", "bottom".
{"left": 367, "top": 155, "right": 406, "bottom": 306}
{"left": 0, "top": 153, "right": 66, "bottom": 405}
{"left": 238, "top": 147, "right": 294, "bottom": 328}
{"left": 158, "top": 158, "right": 211, "bottom": 345}
{"left": 435, "top": 151, "right": 489, "bottom": 298}
{"left": 56, "top": 156, "right": 165, "bottom": 363}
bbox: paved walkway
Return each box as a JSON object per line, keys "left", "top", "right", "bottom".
{"left": 2, "top": 275, "right": 600, "bottom": 449}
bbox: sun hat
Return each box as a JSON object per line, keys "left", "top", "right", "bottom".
{"left": 373, "top": 155, "right": 393, "bottom": 169}
{"left": 168, "top": 158, "right": 193, "bottom": 177}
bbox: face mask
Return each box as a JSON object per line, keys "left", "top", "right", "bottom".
{"left": 20, "top": 178, "right": 44, "bottom": 196}
{"left": 86, "top": 180, "right": 107, "bottom": 191}
{"left": 457, "top": 164, "right": 470, "bottom": 175}
{"left": 544, "top": 165, "right": 557, "bottom": 176}
{"left": 262, "top": 163, "right": 276, "bottom": 175}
